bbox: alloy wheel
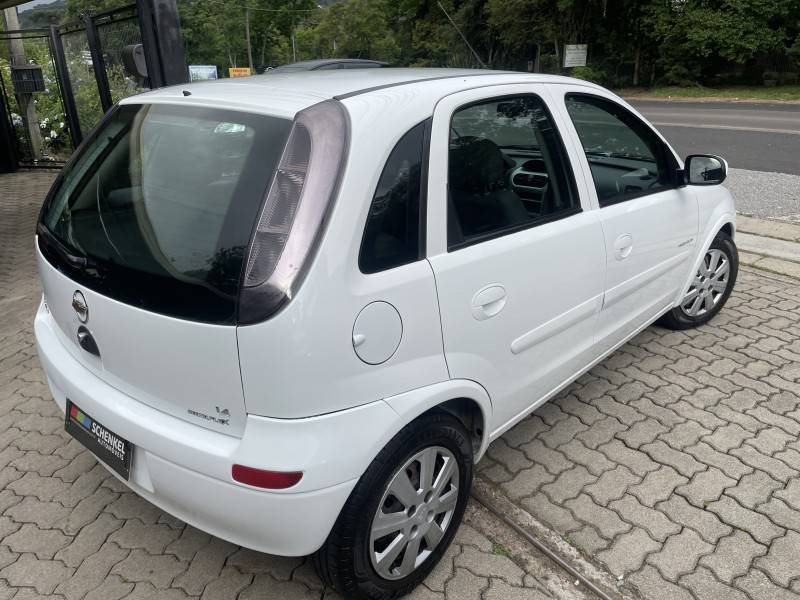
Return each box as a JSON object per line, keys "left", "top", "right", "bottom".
{"left": 369, "top": 446, "right": 460, "bottom": 580}
{"left": 681, "top": 248, "right": 730, "bottom": 317}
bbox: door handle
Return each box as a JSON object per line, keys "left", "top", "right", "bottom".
{"left": 614, "top": 234, "right": 633, "bottom": 260}
{"left": 471, "top": 285, "right": 507, "bottom": 321}
{"left": 76, "top": 326, "right": 101, "bottom": 358}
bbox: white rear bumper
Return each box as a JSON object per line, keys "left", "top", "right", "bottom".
{"left": 34, "top": 300, "right": 402, "bottom": 556}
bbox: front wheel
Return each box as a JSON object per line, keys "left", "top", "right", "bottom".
{"left": 659, "top": 231, "right": 738, "bottom": 330}
{"left": 313, "top": 412, "right": 473, "bottom": 600}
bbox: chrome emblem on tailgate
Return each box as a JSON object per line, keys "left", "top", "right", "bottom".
{"left": 72, "top": 290, "right": 88, "bottom": 323}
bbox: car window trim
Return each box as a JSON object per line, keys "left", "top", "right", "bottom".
{"left": 448, "top": 205, "right": 582, "bottom": 252}
{"left": 445, "top": 92, "right": 582, "bottom": 252}
{"left": 564, "top": 92, "right": 680, "bottom": 208}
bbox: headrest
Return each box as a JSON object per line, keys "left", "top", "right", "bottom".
{"left": 449, "top": 137, "right": 506, "bottom": 192}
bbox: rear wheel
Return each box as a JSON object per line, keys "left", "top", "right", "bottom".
{"left": 659, "top": 231, "right": 738, "bottom": 330}
{"left": 314, "top": 412, "right": 472, "bottom": 600}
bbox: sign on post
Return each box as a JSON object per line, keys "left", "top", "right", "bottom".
{"left": 564, "top": 44, "right": 588, "bottom": 68}
{"left": 228, "top": 67, "right": 252, "bottom": 78}
{"left": 189, "top": 65, "right": 218, "bottom": 82}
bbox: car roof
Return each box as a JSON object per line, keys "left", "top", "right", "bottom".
{"left": 125, "top": 68, "right": 605, "bottom": 119}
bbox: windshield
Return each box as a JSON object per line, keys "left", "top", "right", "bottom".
{"left": 39, "top": 103, "right": 292, "bottom": 324}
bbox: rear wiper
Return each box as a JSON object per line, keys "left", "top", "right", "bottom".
{"left": 37, "top": 223, "right": 91, "bottom": 270}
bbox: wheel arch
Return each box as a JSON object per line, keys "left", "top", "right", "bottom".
{"left": 674, "top": 212, "right": 736, "bottom": 307}
{"left": 382, "top": 379, "right": 493, "bottom": 462}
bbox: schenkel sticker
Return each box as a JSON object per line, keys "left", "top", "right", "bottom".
{"left": 65, "top": 400, "right": 132, "bottom": 480}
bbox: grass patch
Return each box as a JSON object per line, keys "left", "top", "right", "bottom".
{"left": 616, "top": 85, "right": 800, "bottom": 102}
{"left": 491, "top": 542, "right": 511, "bottom": 557}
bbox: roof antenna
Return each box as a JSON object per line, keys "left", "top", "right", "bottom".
{"left": 182, "top": 90, "right": 192, "bottom": 96}
{"left": 436, "top": 1, "right": 487, "bottom": 69}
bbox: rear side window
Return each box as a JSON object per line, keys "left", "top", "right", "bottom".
{"left": 448, "top": 95, "right": 579, "bottom": 249}
{"left": 565, "top": 94, "right": 678, "bottom": 206}
{"left": 359, "top": 121, "right": 427, "bottom": 274}
{"left": 39, "top": 103, "right": 292, "bottom": 324}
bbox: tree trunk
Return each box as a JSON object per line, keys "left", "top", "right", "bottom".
{"left": 3, "top": 7, "right": 41, "bottom": 159}
{"left": 244, "top": 7, "right": 254, "bottom": 71}
{"left": 633, "top": 43, "right": 641, "bottom": 86}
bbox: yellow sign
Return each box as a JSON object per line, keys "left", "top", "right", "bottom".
{"left": 228, "top": 67, "right": 252, "bottom": 78}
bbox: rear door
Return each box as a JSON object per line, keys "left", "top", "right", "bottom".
{"left": 37, "top": 102, "right": 292, "bottom": 437}
{"left": 426, "top": 85, "right": 606, "bottom": 434}
{"left": 556, "top": 89, "right": 699, "bottom": 350}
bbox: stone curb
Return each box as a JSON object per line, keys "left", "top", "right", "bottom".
{"left": 736, "top": 215, "right": 800, "bottom": 279}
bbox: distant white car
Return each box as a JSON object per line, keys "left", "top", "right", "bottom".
{"left": 34, "top": 69, "right": 737, "bottom": 599}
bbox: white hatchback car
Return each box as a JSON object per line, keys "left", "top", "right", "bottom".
{"left": 35, "top": 69, "right": 737, "bottom": 599}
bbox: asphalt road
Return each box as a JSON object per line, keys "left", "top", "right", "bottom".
{"left": 629, "top": 100, "right": 800, "bottom": 175}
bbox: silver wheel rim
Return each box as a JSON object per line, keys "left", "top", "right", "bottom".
{"left": 369, "top": 446, "right": 460, "bottom": 580}
{"left": 681, "top": 248, "right": 729, "bottom": 317}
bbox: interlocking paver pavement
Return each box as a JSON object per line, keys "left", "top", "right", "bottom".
{"left": 480, "top": 249, "right": 800, "bottom": 599}
{"left": 0, "top": 172, "right": 590, "bottom": 600}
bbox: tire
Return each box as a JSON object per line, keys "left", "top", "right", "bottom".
{"left": 313, "top": 412, "right": 473, "bottom": 600}
{"left": 659, "top": 231, "right": 738, "bottom": 330}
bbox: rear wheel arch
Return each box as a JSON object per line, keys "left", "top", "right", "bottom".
{"left": 424, "top": 397, "right": 486, "bottom": 459}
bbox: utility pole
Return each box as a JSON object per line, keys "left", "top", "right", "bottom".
{"left": 2, "top": 7, "right": 41, "bottom": 159}
{"left": 244, "top": 6, "right": 254, "bottom": 71}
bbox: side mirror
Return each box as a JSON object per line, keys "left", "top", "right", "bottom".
{"left": 685, "top": 154, "right": 727, "bottom": 186}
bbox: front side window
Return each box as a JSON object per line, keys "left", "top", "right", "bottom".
{"left": 39, "top": 103, "right": 292, "bottom": 324}
{"left": 359, "top": 121, "right": 426, "bottom": 273}
{"left": 565, "top": 94, "right": 678, "bottom": 207}
{"left": 448, "top": 95, "right": 579, "bottom": 248}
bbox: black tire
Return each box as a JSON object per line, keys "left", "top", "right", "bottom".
{"left": 313, "top": 412, "right": 473, "bottom": 600}
{"left": 659, "top": 231, "right": 738, "bottom": 330}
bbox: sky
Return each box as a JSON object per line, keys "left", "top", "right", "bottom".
{"left": 17, "top": 0, "right": 59, "bottom": 11}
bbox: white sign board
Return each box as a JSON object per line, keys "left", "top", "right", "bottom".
{"left": 189, "top": 65, "right": 218, "bottom": 82}
{"left": 564, "top": 44, "right": 588, "bottom": 68}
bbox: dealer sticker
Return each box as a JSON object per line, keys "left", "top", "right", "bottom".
{"left": 65, "top": 400, "right": 132, "bottom": 480}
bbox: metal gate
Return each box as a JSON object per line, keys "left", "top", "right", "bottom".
{"left": 0, "top": 0, "right": 186, "bottom": 172}
{"left": 0, "top": 28, "right": 71, "bottom": 166}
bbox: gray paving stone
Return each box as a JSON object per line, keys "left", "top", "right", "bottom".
{"left": 725, "top": 470, "right": 782, "bottom": 509}
{"left": 629, "top": 465, "right": 688, "bottom": 507}
{"left": 699, "top": 530, "right": 767, "bottom": 584}
{"left": 627, "top": 565, "right": 694, "bottom": 600}
{"left": 565, "top": 493, "right": 630, "bottom": 539}
{"left": 657, "top": 495, "right": 732, "bottom": 544}
{"left": 640, "top": 440, "right": 705, "bottom": 478}
{"left": 598, "top": 439, "right": 659, "bottom": 476}
{"left": 585, "top": 465, "right": 639, "bottom": 506}
{"left": 597, "top": 527, "right": 660, "bottom": 577}
{"left": 676, "top": 467, "right": 736, "bottom": 508}
{"left": 647, "top": 529, "right": 713, "bottom": 582}
{"left": 679, "top": 566, "right": 749, "bottom": 600}
{"left": 0, "top": 553, "right": 72, "bottom": 595}
{"left": 540, "top": 465, "right": 596, "bottom": 504}
{"left": 707, "top": 495, "right": 785, "bottom": 545}
{"left": 735, "top": 568, "right": 800, "bottom": 600}
{"left": 609, "top": 494, "right": 680, "bottom": 542}
{"left": 500, "top": 465, "right": 555, "bottom": 501}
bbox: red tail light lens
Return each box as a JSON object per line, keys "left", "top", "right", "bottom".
{"left": 231, "top": 464, "right": 303, "bottom": 490}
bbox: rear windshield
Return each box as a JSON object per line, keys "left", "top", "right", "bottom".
{"left": 39, "top": 103, "right": 292, "bottom": 324}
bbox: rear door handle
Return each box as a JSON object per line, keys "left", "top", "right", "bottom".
{"left": 614, "top": 234, "right": 633, "bottom": 260}
{"left": 471, "top": 284, "right": 507, "bottom": 321}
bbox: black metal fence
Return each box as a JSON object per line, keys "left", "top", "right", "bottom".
{"left": 0, "top": 4, "right": 149, "bottom": 168}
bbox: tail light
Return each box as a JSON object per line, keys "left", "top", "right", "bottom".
{"left": 238, "top": 100, "right": 349, "bottom": 324}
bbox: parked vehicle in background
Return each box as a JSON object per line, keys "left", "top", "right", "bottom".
{"left": 34, "top": 68, "right": 737, "bottom": 599}
{"left": 266, "top": 58, "right": 389, "bottom": 72}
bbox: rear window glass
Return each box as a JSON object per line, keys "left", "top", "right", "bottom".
{"left": 39, "top": 103, "right": 292, "bottom": 324}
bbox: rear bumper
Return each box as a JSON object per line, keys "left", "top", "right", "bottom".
{"left": 34, "top": 300, "right": 401, "bottom": 556}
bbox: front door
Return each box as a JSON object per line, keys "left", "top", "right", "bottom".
{"left": 426, "top": 86, "right": 606, "bottom": 436}
{"left": 557, "top": 90, "right": 699, "bottom": 351}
